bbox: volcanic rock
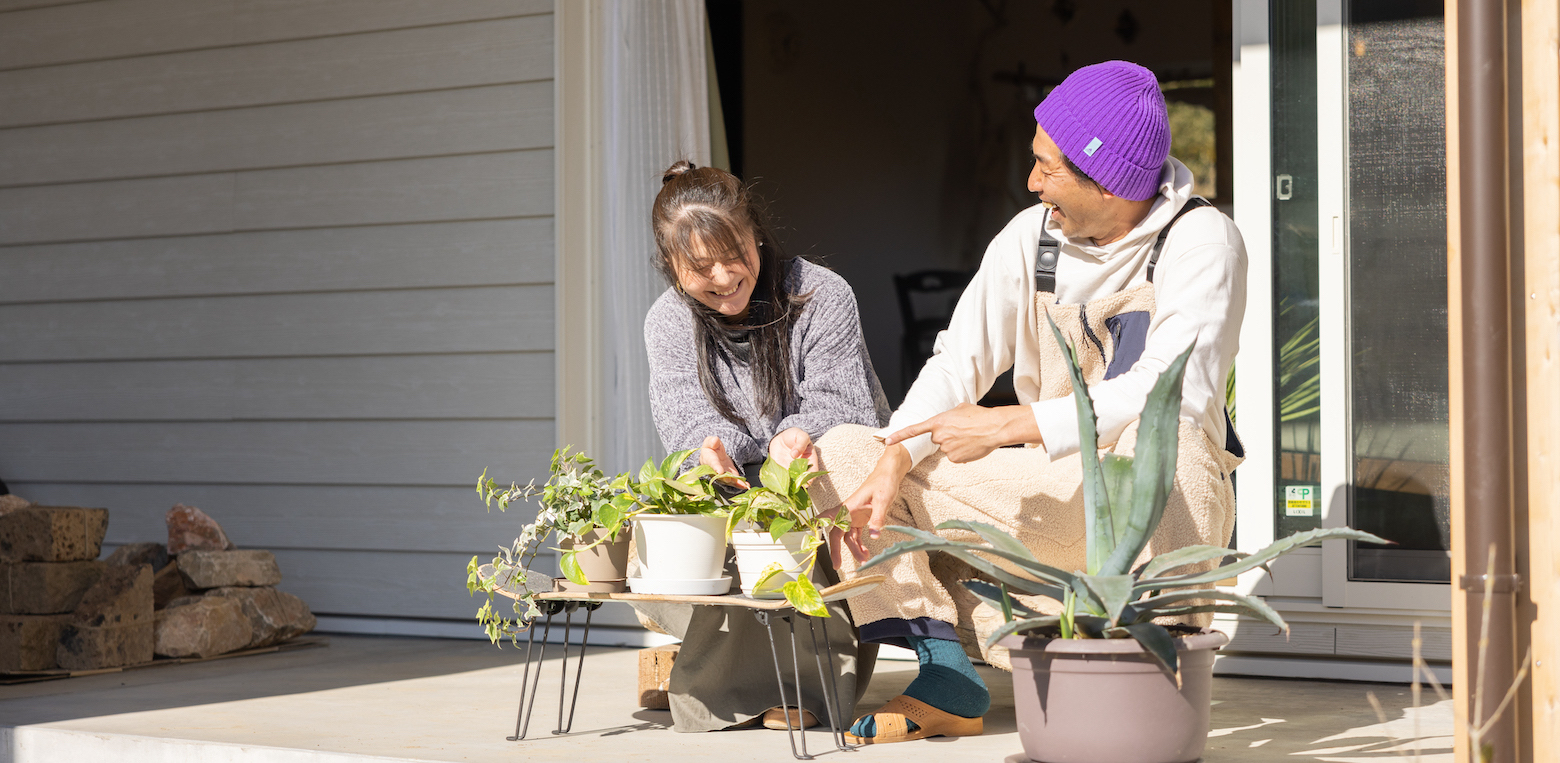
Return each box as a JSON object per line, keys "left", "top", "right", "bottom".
{"left": 178, "top": 550, "right": 281, "bottom": 589}
{"left": 208, "top": 586, "right": 316, "bottom": 648}
{"left": 153, "top": 596, "right": 253, "bottom": 658}
{"left": 105, "top": 542, "right": 169, "bottom": 572}
{"left": 56, "top": 621, "right": 153, "bottom": 670}
{"left": 72, "top": 564, "right": 153, "bottom": 629}
{"left": 153, "top": 559, "right": 193, "bottom": 609}
{"left": 166, "top": 504, "right": 234, "bottom": 555}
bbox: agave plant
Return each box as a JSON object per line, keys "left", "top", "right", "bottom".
{"left": 725, "top": 456, "right": 851, "bottom": 617}
{"left": 861, "top": 314, "right": 1387, "bottom": 674}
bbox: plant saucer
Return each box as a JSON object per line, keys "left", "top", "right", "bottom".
{"left": 626, "top": 576, "right": 734, "bottom": 596}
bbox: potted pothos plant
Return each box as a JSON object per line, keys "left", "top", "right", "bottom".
{"left": 616, "top": 449, "right": 733, "bottom": 595}
{"left": 466, "top": 447, "right": 635, "bottom": 642}
{"left": 863, "top": 317, "right": 1387, "bottom": 763}
{"left": 725, "top": 456, "right": 849, "bottom": 618}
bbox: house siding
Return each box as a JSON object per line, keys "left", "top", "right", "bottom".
{"left": 0, "top": 0, "right": 567, "bottom": 627}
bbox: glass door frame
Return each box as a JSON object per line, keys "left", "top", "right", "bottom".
{"left": 1232, "top": 0, "right": 1450, "bottom": 613}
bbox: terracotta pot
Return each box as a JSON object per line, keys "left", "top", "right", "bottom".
{"left": 731, "top": 530, "right": 811, "bottom": 598}
{"left": 998, "top": 628, "right": 1229, "bottom": 763}
{"left": 557, "top": 527, "right": 631, "bottom": 584}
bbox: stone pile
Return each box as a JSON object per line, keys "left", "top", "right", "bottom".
{"left": 0, "top": 496, "right": 315, "bottom": 673}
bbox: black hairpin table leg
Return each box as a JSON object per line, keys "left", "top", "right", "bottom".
{"left": 554, "top": 601, "right": 599, "bottom": 735}
{"left": 508, "top": 608, "right": 556, "bottom": 741}
{"left": 805, "top": 614, "right": 853, "bottom": 752}
{"left": 756, "top": 610, "right": 813, "bottom": 760}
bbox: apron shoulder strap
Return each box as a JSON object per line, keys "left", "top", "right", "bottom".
{"left": 1034, "top": 208, "right": 1060, "bottom": 294}
{"left": 1146, "top": 196, "right": 1213, "bottom": 284}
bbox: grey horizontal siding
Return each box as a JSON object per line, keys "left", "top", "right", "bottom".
{"left": 0, "top": 0, "right": 551, "bottom": 71}
{"left": 0, "top": 1, "right": 559, "bottom": 628}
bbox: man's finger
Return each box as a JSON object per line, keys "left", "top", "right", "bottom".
{"left": 882, "top": 421, "right": 931, "bottom": 446}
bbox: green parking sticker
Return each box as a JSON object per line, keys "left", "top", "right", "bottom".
{"left": 1285, "top": 485, "right": 1317, "bottom": 517}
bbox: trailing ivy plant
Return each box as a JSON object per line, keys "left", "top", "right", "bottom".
{"left": 725, "top": 456, "right": 849, "bottom": 618}
{"left": 861, "top": 314, "right": 1388, "bottom": 675}
{"left": 466, "top": 447, "right": 635, "bottom": 644}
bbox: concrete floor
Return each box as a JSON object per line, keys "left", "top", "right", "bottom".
{"left": 0, "top": 634, "right": 1452, "bottom": 763}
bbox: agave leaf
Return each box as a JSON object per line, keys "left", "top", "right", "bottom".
{"left": 962, "top": 580, "right": 1050, "bottom": 619}
{"left": 860, "top": 534, "right": 1071, "bottom": 596}
{"left": 782, "top": 576, "right": 828, "bottom": 618}
{"left": 1046, "top": 312, "right": 1114, "bottom": 575}
{"left": 984, "top": 615, "right": 1063, "bottom": 647}
{"left": 1071, "top": 615, "right": 1111, "bottom": 638}
{"left": 1118, "top": 622, "right": 1179, "bottom": 675}
{"left": 861, "top": 525, "right": 1073, "bottom": 588}
{"left": 1148, "top": 603, "right": 1288, "bottom": 630}
{"left": 1099, "top": 342, "right": 1194, "bottom": 577}
{"left": 1138, "top": 545, "right": 1246, "bottom": 580}
{"left": 934, "top": 519, "right": 1039, "bottom": 562}
{"left": 1138, "top": 527, "right": 1391, "bottom": 592}
{"left": 760, "top": 457, "right": 790, "bottom": 493}
{"left": 1133, "top": 588, "right": 1289, "bottom": 634}
{"left": 1079, "top": 574, "right": 1135, "bottom": 627}
{"left": 1100, "top": 453, "right": 1135, "bottom": 542}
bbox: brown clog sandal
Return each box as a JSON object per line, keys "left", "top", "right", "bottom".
{"left": 842, "top": 695, "right": 983, "bottom": 744}
{"left": 762, "top": 706, "right": 818, "bottom": 730}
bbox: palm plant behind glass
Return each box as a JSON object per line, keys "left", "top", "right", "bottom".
{"left": 861, "top": 314, "right": 1386, "bottom": 675}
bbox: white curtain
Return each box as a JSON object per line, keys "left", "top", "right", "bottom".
{"left": 598, "top": 0, "right": 713, "bottom": 474}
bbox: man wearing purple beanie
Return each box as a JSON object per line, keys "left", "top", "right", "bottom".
{"left": 807, "top": 61, "right": 1248, "bottom": 743}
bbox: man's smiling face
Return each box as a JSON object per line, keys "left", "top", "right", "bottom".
{"left": 1027, "top": 124, "right": 1111, "bottom": 243}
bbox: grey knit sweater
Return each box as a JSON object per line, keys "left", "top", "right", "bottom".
{"left": 644, "top": 258, "right": 891, "bottom": 467}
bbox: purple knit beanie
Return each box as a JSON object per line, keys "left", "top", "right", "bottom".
{"left": 1033, "top": 61, "right": 1170, "bottom": 201}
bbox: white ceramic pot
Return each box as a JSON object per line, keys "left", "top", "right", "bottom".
{"left": 732, "top": 531, "right": 812, "bottom": 599}
{"left": 631, "top": 514, "right": 729, "bottom": 581}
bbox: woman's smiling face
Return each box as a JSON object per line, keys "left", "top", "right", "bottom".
{"left": 675, "top": 234, "right": 761, "bottom": 321}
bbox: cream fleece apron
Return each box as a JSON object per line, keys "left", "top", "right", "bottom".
{"left": 812, "top": 222, "right": 1243, "bottom": 670}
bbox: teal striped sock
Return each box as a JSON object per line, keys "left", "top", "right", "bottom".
{"left": 851, "top": 636, "right": 989, "bottom": 738}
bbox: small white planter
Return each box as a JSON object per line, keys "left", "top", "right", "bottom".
{"left": 732, "top": 531, "right": 812, "bottom": 599}
{"left": 631, "top": 514, "right": 729, "bottom": 582}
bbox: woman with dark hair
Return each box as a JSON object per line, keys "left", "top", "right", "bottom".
{"left": 636, "top": 161, "right": 890, "bottom": 733}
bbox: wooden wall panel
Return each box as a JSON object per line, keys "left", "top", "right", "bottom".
{"left": 0, "top": 173, "right": 234, "bottom": 246}
{"left": 0, "top": 218, "right": 554, "bottom": 304}
{"left": 0, "top": 285, "right": 553, "bottom": 361}
{"left": 0, "top": 82, "right": 553, "bottom": 187}
{"left": 0, "top": 353, "right": 553, "bottom": 421}
{"left": 0, "top": 15, "right": 551, "bottom": 128}
{"left": 0, "top": 0, "right": 550, "bottom": 71}
{"left": 0, "top": 150, "right": 551, "bottom": 246}
{"left": 232, "top": 150, "right": 552, "bottom": 231}
{"left": 0, "top": 419, "right": 552, "bottom": 486}
{"left": 11, "top": 482, "right": 548, "bottom": 553}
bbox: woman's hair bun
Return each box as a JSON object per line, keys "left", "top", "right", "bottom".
{"left": 661, "top": 160, "right": 697, "bottom": 185}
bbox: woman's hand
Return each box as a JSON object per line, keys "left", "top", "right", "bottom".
{"left": 829, "top": 443, "right": 913, "bottom": 566}
{"left": 699, "top": 435, "right": 748, "bottom": 488}
{"left": 768, "top": 427, "right": 814, "bottom": 469}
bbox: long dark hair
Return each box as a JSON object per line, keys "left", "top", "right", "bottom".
{"left": 651, "top": 161, "right": 807, "bottom": 425}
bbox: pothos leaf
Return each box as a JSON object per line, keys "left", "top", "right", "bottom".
{"left": 559, "top": 551, "right": 588, "bottom": 586}
{"left": 760, "top": 457, "right": 790, "bottom": 493}
{"left": 782, "top": 575, "right": 828, "bottom": 618}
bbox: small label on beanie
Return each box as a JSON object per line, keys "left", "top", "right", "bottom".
{"left": 1084, "top": 137, "right": 1103, "bottom": 156}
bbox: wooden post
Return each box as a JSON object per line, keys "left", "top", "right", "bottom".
{"left": 1520, "top": 0, "right": 1559, "bottom": 757}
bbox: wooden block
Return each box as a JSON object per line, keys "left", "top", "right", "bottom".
{"left": 0, "top": 505, "right": 108, "bottom": 562}
{"left": 637, "top": 643, "right": 679, "bottom": 710}
{"left": 0, "top": 560, "right": 105, "bottom": 614}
